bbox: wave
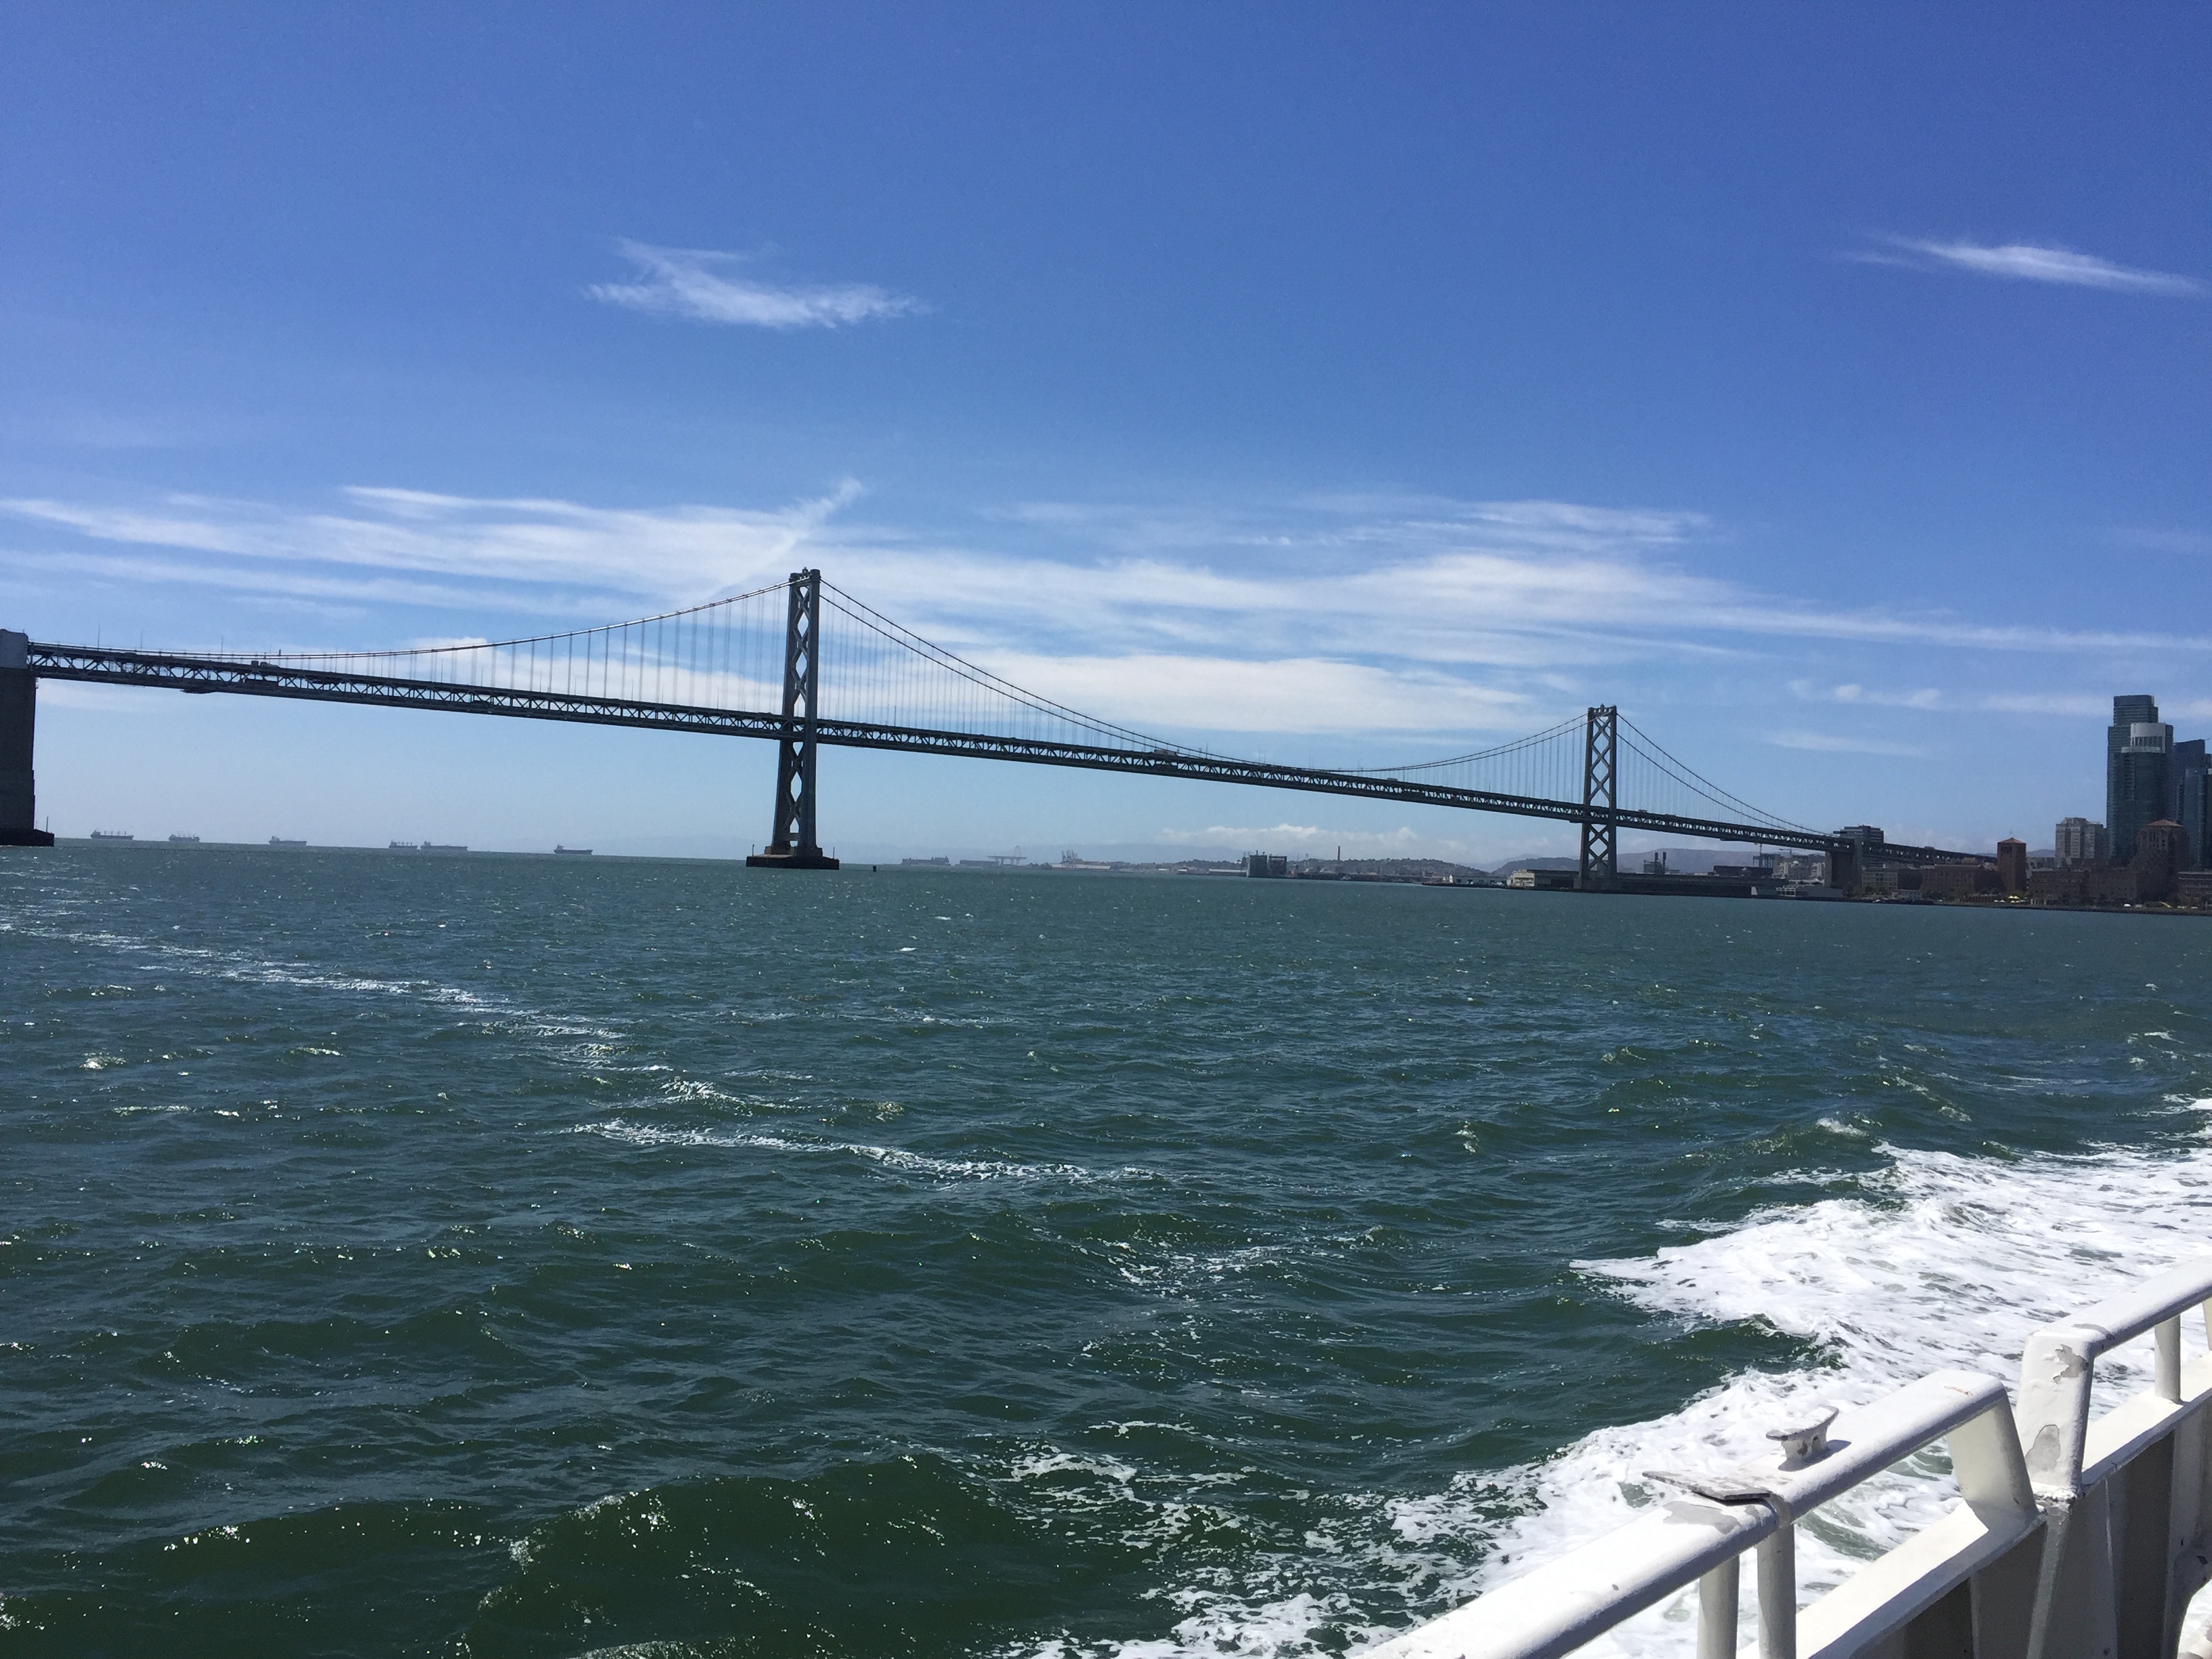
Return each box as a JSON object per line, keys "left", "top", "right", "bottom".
{"left": 569, "top": 1117, "right": 1118, "bottom": 1184}
{"left": 3, "top": 918, "right": 621, "bottom": 1040}
{"left": 1416, "top": 1132, "right": 2212, "bottom": 1654}
{"left": 1023, "top": 1129, "right": 2212, "bottom": 1659}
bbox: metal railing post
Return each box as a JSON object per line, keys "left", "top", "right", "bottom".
{"left": 1755, "top": 1518, "right": 1795, "bottom": 1659}
{"left": 1696, "top": 1559, "right": 1738, "bottom": 1659}
{"left": 1354, "top": 1265, "right": 2212, "bottom": 1659}
{"left": 2015, "top": 1263, "right": 2212, "bottom": 1659}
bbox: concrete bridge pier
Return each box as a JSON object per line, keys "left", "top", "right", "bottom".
{"left": 1828, "top": 840, "right": 1861, "bottom": 895}
{"left": 0, "top": 630, "right": 55, "bottom": 846}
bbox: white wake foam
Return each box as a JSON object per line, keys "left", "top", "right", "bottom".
{"left": 1437, "top": 1129, "right": 2212, "bottom": 1653}
{"left": 1022, "top": 1124, "right": 2212, "bottom": 1659}
{"left": 571, "top": 1116, "right": 1113, "bottom": 1183}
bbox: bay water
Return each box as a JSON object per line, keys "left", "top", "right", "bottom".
{"left": 4, "top": 846, "right": 2210, "bottom": 1657}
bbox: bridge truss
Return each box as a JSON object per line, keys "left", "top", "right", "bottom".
{"left": 7, "top": 571, "right": 1971, "bottom": 875}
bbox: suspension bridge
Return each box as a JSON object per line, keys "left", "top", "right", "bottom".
{"left": 0, "top": 571, "right": 1967, "bottom": 885}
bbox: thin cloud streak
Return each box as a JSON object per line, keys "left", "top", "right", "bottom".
{"left": 0, "top": 484, "right": 855, "bottom": 607}
{"left": 1860, "top": 237, "right": 2204, "bottom": 298}
{"left": 1789, "top": 679, "right": 1943, "bottom": 710}
{"left": 1765, "top": 731, "right": 1928, "bottom": 758}
{"left": 11, "top": 485, "right": 2212, "bottom": 741}
{"left": 588, "top": 241, "right": 922, "bottom": 329}
{"left": 13, "top": 487, "right": 2212, "bottom": 668}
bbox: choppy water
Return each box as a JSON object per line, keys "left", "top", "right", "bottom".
{"left": 3, "top": 846, "right": 2210, "bottom": 1658}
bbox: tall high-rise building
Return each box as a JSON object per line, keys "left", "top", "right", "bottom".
{"left": 1995, "top": 838, "right": 2027, "bottom": 895}
{"left": 2055, "top": 816, "right": 2109, "bottom": 867}
{"left": 2171, "top": 738, "right": 2208, "bottom": 870}
{"left": 2108, "top": 695, "right": 2173, "bottom": 861}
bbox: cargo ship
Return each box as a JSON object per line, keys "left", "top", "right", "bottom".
{"left": 554, "top": 845, "right": 593, "bottom": 855}
{"left": 89, "top": 830, "right": 134, "bottom": 842}
{"left": 268, "top": 837, "right": 307, "bottom": 847}
{"left": 168, "top": 834, "right": 201, "bottom": 844}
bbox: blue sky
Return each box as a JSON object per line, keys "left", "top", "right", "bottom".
{"left": 3, "top": 3, "right": 2207, "bottom": 862}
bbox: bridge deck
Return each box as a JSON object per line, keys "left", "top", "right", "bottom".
{"left": 25, "top": 642, "right": 1973, "bottom": 863}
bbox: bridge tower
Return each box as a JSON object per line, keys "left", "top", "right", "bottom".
{"left": 1576, "top": 705, "right": 1618, "bottom": 893}
{"left": 747, "top": 571, "right": 840, "bottom": 870}
{"left": 0, "top": 631, "right": 54, "bottom": 847}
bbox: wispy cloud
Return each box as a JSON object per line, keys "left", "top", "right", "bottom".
{"left": 970, "top": 653, "right": 1533, "bottom": 734}
{"left": 1979, "top": 692, "right": 2112, "bottom": 718}
{"left": 10, "top": 484, "right": 2212, "bottom": 742}
{"left": 1790, "top": 679, "right": 1943, "bottom": 710}
{"left": 1857, "top": 236, "right": 2204, "bottom": 298}
{"left": 1765, "top": 731, "right": 1928, "bottom": 758}
{"left": 588, "top": 241, "right": 922, "bottom": 329}
{"left": 1980, "top": 692, "right": 2212, "bottom": 724}
{"left": 0, "top": 483, "right": 859, "bottom": 612}
{"left": 2108, "top": 527, "right": 2212, "bottom": 556}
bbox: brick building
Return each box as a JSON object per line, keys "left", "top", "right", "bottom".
{"left": 2134, "top": 819, "right": 2187, "bottom": 903}
{"left": 1919, "top": 864, "right": 2000, "bottom": 901}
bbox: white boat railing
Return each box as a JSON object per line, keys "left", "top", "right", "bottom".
{"left": 1358, "top": 1257, "right": 2212, "bottom": 1659}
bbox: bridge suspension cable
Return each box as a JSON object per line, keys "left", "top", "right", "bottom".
{"left": 17, "top": 566, "right": 1912, "bottom": 861}
{"left": 813, "top": 580, "right": 1237, "bottom": 760}
{"left": 1616, "top": 714, "right": 1815, "bottom": 838}
{"left": 224, "top": 578, "right": 801, "bottom": 713}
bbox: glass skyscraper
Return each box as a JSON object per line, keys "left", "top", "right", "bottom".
{"left": 2174, "top": 738, "right": 2209, "bottom": 870}
{"left": 2108, "top": 695, "right": 2173, "bottom": 861}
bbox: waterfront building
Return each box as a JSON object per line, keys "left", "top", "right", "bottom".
{"left": 2028, "top": 867, "right": 2083, "bottom": 907}
{"left": 2108, "top": 695, "right": 2173, "bottom": 861}
{"left": 2085, "top": 865, "right": 2142, "bottom": 905}
{"left": 2133, "top": 819, "right": 2186, "bottom": 903}
{"left": 1919, "top": 865, "right": 1999, "bottom": 901}
{"left": 2054, "top": 817, "right": 2108, "bottom": 867}
{"left": 2173, "top": 738, "right": 2209, "bottom": 869}
{"left": 1994, "top": 838, "right": 2026, "bottom": 895}
{"left": 1243, "top": 852, "right": 1288, "bottom": 878}
{"left": 2179, "top": 869, "right": 2212, "bottom": 909}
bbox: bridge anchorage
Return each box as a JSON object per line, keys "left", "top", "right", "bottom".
{"left": 2, "top": 573, "right": 1979, "bottom": 878}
